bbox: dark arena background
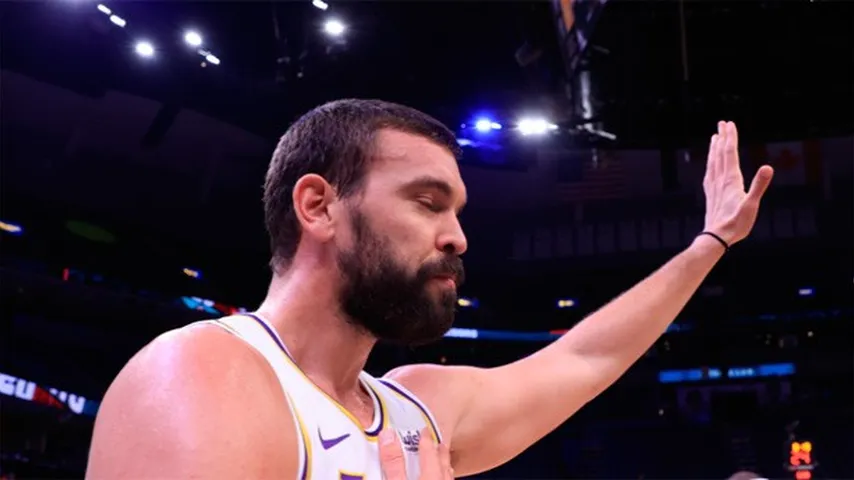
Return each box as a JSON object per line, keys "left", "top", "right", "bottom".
{"left": 1, "top": 1, "right": 853, "bottom": 479}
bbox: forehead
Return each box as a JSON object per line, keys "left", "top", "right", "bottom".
{"left": 367, "top": 129, "right": 466, "bottom": 197}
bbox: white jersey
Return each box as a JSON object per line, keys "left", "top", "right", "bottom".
{"left": 205, "top": 313, "right": 443, "bottom": 480}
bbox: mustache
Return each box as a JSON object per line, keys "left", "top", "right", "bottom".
{"left": 419, "top": 255, "right": 465, "bottom": 287}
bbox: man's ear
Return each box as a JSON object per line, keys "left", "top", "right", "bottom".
{"left": 292, "top": 174, "right": 338, "bottom": 243}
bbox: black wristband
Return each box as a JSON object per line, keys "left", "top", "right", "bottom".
{"left": 698, "top": 231, "right": 729, "bottom": 251}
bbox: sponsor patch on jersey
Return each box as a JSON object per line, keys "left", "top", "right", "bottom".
{"left": 398, "top": 428, "right": 421, "bottom": 453}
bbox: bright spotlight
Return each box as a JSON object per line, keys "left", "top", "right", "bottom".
{"left": 457, "top": 297, "right": 479, "bottom": 308}
{"left": 184, "top": 30, "right": 202, "bottom": 47}
{"left": 312, "top": 0, "right": 329, "bottom": 10}
{"left": 324, "top": 19, "right": 345, "bottom": 36}
{"left": 204, "top": 53, "right": 220, "bottom": 65}
{"left": 96, "top": 4, "right": 111, "bottom": 15}
{"left": 557, "top": 299, "right": 576, "bottom": 309}
{"left": 135, "top": 41, "right": 155, "bottom": 58}
{"left": 183, "top": 268, "right": 202, "bottom": 279}
{"left": 0, "top": 220, "right": 23, "bottom": 235}
{"left": 474, "top": 119, "right": 502, "bottom": 132}
{"left": 517, "top": 118, "right": 558, "bottom": 136}
{"left": 109, "top": 14, "right": 126, "bottom": 27}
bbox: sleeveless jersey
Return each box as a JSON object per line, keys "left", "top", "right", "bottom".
{"left": 204, "top": 313, "right": 442, "bottom": 480}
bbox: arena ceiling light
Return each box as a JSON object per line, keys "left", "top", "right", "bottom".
{"left": 183, "top": 268, "right": 202, "bottom": 279}
{"left": 474, "top": 119, "right": 502, "bottom": 132}
{"left": 109, "top": 14, "right": 127, "bottom": 27}
{"left": 184, "top": 30, "right": 203, "bottom": 47}
{"left": 312, "top": 0, "right": 329, "bottom": 10}
{"left": 517, "top": 117, "right": 558, "bottom": 136}
{"left": 134, "top": 41, "right": 155, "bottom": 58}
{"left": 95, "top": 2, "right": 126, "bottom": 27}
{"left": 182, "top": 30, "right": 222, "bottom": 66}
{"left": 324, "top": 19, "right": 346, "bottom": 37}
{"left": 457, "top": 297, "right": 479, "bottom": 308}
{"left": 557, "top": 298, "right": 576, "bottom": 308}
{"left": 0, "top": 220, "right": 23, "bottom": 236}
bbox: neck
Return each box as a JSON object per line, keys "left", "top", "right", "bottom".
{"left": 256, "top": 263, "right": 376, "bottom": 402}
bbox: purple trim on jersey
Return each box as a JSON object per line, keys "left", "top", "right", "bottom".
{"left": 244, "top": 312, "right": 384, "bottom": 437}
{"left": 244, "top": 313, "right": 309, "bottom": 480}
{"left": 364, "top": 384, "right": 384, "bottom": 437}
{"left": 244, "top": 313, "right": 296, "bottom": 362}
{"left": 378, "top": 379, "right": 441, "bottom": 443}
{"left": 301, "top": 445, "right": 308, "bottom": 480}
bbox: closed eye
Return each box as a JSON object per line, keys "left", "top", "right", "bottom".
{"left": 399, "top": 176, "right": 466, "bottom": 215}
{"left": 417, "top": 197, "right": 444, "bottom": 213}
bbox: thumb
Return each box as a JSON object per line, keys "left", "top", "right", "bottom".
{"left": 746, "top": 165, "right": 774, "bottom": 203}
{"left": 378, "top": 429, "right": 407, "bottom": 480}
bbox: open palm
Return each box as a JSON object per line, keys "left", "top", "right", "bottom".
{"left": 703, "top": 121, "right": 774, "bottom": 246}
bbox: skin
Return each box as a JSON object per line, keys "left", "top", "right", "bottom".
{"left": 87, "top": 122, "right": 773, "bottom": 479}
{"left": 379, "top": 428, "right": 454, "bottom": 480}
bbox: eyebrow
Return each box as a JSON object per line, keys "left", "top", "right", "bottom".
{"left": 402, "top": 175, "right": 467, "bottom": 211}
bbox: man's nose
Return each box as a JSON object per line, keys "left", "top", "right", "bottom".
{"left": 437, "top": 218, "right": 467, "bottom": 256}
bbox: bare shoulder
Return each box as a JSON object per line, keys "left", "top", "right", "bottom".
{"left": 385, "top": 363, "right": 481, "bottom": 389}
{"left": 383, "top": 363, "right": 485, "bottom": 439}
{"left": 86, "top": 323, "right": 298, "bottom": 479}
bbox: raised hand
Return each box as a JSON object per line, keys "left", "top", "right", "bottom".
{"left": 379, "top": 428, "right": 454, "bottom": 480}
{"left": 703, "top": 121, "right": 774, "bottom": 246}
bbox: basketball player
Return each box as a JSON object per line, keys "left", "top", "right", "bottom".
{"left": 86, "top": 100, "right": 773, "bottom": 479}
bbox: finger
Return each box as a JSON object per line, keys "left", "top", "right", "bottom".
{"left": 379, "top": 429, "right": 407, "bottom": 480}
{"left": 418, "top": 428, "right": 442, "bottom": 479}
{"left": 746, "top": 165, "right": 774, "bottom": 203}
{"left": 437, "top": 442, "right": 454, "bottom": 480}
{"left": 704, "top": 133, "right": 718, "bottom": 186}
{"left": 712, "top": 121, "right": 726, "bottom": 178}
{"left": 724, "top": 122, "right": 743, "bottom": 183}
{"left": 728, "top": 121, "right": 739, "bottom": 152}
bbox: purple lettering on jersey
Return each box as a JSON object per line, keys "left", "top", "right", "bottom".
{"left": 340, "top": 474, "right": 364, "bottom": 480}
{"left": 400, "top": 429, "right": 421, "bottom": 453}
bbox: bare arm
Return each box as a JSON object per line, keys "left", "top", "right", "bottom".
{"left": 389, "top": 236, "right": 723, "bottom": 474}
{"left": 389, "top": 122, "right": 775, "bottom": 475}
{"left": 86, "top": 325, "right": 299, "bottom": 480}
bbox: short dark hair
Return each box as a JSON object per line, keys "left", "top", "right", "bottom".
{"left": 263, "top": 99, "right": 461, "bottom": 272}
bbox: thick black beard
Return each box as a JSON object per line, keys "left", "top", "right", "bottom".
{"left": 336, "top": 210, "right": 464, "bottom": 346}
